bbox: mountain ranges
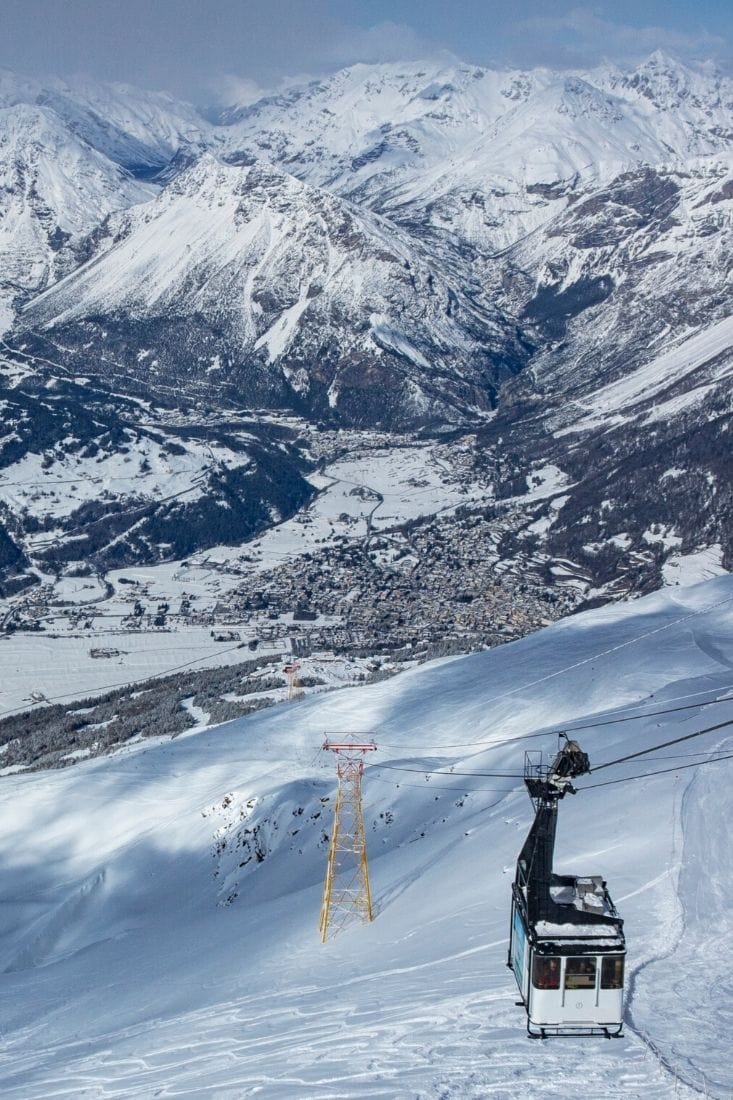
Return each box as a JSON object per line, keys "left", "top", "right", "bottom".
{"left": 0, "top": 53, "right": 730, "bottom": 601}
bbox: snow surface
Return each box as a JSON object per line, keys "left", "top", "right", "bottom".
{"left": 662, "top": 545, "right": 727, "bottom": 587}
{"left": 1, "top": 578, "right": 733, "bottom": 1096}
{"left": 0, "top": 431, "right": 245, "bottom": 523}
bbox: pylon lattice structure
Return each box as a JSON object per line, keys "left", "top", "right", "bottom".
{"left": 283, "top": 661, "right": 302, "bottom": 701}
{"left": 319, "top": 736, "right": 377, "bottom": 943}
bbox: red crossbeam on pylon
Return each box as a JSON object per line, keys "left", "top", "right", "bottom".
{"left": 322, "top": 739, "right": 377, "bottom": 753}
{"left": 322, "top": 738, "right": 377, "bottom": 777}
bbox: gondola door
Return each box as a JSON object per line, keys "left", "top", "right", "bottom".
{"left": 510, "top": 906, "right": 530, "bottom": 1002}
{"left": 560, "top": 956, "right": 598, "bottom": 1023}
{"left": 596, "top": 955, "right": 624, "bottom": 1026}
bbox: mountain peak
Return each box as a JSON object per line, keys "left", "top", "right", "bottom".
{"left": 622, "top": 50, "right": 704, "bottom": 104}
{"left": 642, "top": 48, "right": 687, "bottom": 70}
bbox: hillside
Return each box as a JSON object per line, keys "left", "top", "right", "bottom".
{"left": 18, "top": 154, "right": 522, "bottom": 429}
{"left": 1, "top": 577, "right": 732, "bottom": 1097}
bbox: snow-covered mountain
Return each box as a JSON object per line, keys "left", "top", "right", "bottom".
{"left": 18, "top": 154, "right": 524, "bottom": 428}
{"left": 0, "top": 334, "right": 316, "bottom": 588}
{"left": 0, "top": 103, "right": 154, "bottom": 331}
{"left": 0, "top": 70, "right": 210, "bottom": 331}
{"left": 0, "top": 52, "right": 730, "bottom": 589}
{"left": 1, "top": 576, "right": 732, "bottom": 1096}
{"left": 0, "top": 67, "right": 209, "bottom": 175}
{"left": 215, "top": 53, "right": 733, "bottom": 255}
{"left": 473, "top": 154, "right": 733, "bottom": 593}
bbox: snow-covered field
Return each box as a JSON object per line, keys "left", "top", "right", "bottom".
{"left": 0, "top": 431, "right": 247, "bottom": 525}
{"left": 0, "top": 626, "right": 276, "bottom": 722}
{"left": 662, "top": 545, "right": 728, "bottom": 587}
{"left": 1, "top": 577, "right": 732, "bottom": 1097}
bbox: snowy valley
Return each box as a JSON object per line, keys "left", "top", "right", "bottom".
{"left": 0, "top": 52, "right": 729, "bottom": 617}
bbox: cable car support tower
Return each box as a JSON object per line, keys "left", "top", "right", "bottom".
{"left": 284, "top": 661, "right": 303, "bottom": 701}
{"left": 319, "top": 737, "right": 377, "bottom": 943}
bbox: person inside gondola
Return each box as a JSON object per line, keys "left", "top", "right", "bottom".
{"left": 534, "top": 957, "right": 560, "bottom": 989}
{"left": 565, "top": 957, "right": 596, "bottom": 989}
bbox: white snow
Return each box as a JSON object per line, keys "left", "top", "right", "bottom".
{"left": 0, "top": 298, "right": 14, "bottom": 336}
{"left": 0, "top": 628, "right": 259, "bottom": 718}
{"left": 662, "top": 545, "right": 727, "bottom": 586}
{"left": 236, "top": 442, "right": 493, "bottom": 573}
{"left": 255, "top": 294, "right": 311, "bottom": 362}
{"left": 643, "top": 525, "right": 682, "bottom": 550}
{"left": 519, "top": 465, "right": 571, "bottom": 502}
{"left": 1, "top": 578, "right": 733, "bottom": 1096}
{"left": 0, "top": 101, "right": 155, "bottom": 325}
{"left": 0, "top": 431, "right": 243, "bottom": 522}
{"left": 218, "top": 56, "right": 733, "bottom": 255}
{"left": 371, "top": 318, "right": 431, "bottom": 369}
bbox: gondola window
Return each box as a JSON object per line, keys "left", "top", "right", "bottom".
{"left": 564, "top": 957, "right": 596, "bottom": 990}
{"left": 601, "top": 957, "right": 624, "bottom": 989}
{"left": 532, "top": 956, "right": 561, "bottom": 989}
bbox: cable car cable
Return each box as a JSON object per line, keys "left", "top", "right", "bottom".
{"left": 578, "top": 751, "right": 733, "bottom": 790}
{"left": 375, "top": 591, "right": 733, "bottom": 754}
{"left": 367, "top": 774, "right": 524, "bottom": 794}
{"left": 365, "top": 747, "right": 733, "bottom": 794}
{"left": 551, "top": 689, "right": 733, "bottom": 734}
{"left": 621, "top": 748, "right": 733, "bottom": 761}
{"left": 366, "top": 762, "right": 525, "bottom": 778}
{"left": 376, "top": 686, "right": 733, "bottom": 754}
{"left": 367, "top": 720, "right": 733, "bottom": 782}
{"left": 442, "top": 590, "right": 733, "bottom": 738}
{"left": 589, "top": 717, "right": 733, "bottom": 773}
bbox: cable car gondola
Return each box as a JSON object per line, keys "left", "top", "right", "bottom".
{"left": 507, "top": 736, "right": 625, "bottom": 1038}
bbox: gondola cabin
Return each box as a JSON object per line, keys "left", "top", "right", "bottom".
{"left": 508, "top": 739, "right": 625, "bottom": 1038}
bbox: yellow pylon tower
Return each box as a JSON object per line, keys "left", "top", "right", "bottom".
{"left": 319, "top": 736, "right": 377, "bottom": 942}
{"left": 283, "top": 661, "right": 302, "bottom": 701}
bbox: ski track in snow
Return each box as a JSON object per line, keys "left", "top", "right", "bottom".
{"left": 0, "top": 977, "right": 692, "bottom": 1100}
{"left": 629, "top": 750, "right": 733, "bottom": 1097}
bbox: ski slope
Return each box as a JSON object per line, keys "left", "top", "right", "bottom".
{"left": 1, "top": 577, "right": 733, "bottom": 1097}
